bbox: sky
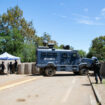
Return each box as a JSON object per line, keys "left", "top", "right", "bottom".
{"left": 0, "top": 0, "right": 105, "bottom": 52}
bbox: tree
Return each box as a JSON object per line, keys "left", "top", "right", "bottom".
{"left": 78, "top": 50, "right": 86, "bottom": 58}
{"left": 0, "top": 28, "right": 24, "bottom": 55}
{"left": 0, "top": 6, "right": 35, "bottom": 41}
{"left": 42, "top": 32, "right": 51, "bottom": 42}
{"left": 59, "top": 44, "right": 64, "bottom": 49}
{"left": 21, "top": 42, "right": 36, "bottom": 62}
{"left": 87, "top": 36, "right": 105, "bottom": 60}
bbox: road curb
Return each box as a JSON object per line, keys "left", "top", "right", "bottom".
{"left": 88, "top": 75, "right": 102, "bottom": 105}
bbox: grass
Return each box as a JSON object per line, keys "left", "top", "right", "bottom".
{"left": 102, "top": 79, "right": 105, "bottom": 84}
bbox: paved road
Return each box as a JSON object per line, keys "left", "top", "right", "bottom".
{"left": 0, "top": 74, "right": 27, "bottom": 85}
{"left": 0, "top": 72, "right": 97, "bottom": 105}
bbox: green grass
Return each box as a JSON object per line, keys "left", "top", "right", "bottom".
{"left": 102, "top": 79, "right": 105, "bottom": 84}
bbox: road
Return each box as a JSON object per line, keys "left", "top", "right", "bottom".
{"left": 0, "top": 72, "right": 97, "bottom": 105}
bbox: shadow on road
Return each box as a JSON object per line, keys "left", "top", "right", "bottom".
{"left": 0, "top": 73, "right": 8, "bottom": 76}
{"left": 54, "top": 73, "right": 75, "bottom": 77}
{"left": 27, "top": 73, "right": 88, "bottom": 77}
{"left": 26, "top": 74, "right": 41, "bottom": 77}
{"left": 82, "top": 84, "right": 91, "bottom": 86}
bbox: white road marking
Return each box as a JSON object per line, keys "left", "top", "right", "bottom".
{"left": 61, "top": 77, "right": 76, "bottom": 103}
{"left": 0, "top": 76, "right": 42, "bottom": 91}
{"left": 90, "top": 95, "right": 97, "bottom": 105}
{"left": 62, "top": 86, "right": 73, "bottom": 103}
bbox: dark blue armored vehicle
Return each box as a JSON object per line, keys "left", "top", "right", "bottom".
{"left": 81, "top": 58, "right": 95, "bottom": 71}
{"left": 36, "top": 44, "right": 88, "bottom": 76}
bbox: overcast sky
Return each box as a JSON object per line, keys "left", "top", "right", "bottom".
{"left": 0, "top": 0, "right": 105, "bottom": 52}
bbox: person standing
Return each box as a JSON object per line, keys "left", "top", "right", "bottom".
{"left": 92, "top": 57, "right": 102, "bottom": 84}
{"left": 14, "top": 60, "right": 18, "bottom": 73}
{"left": 1, "top": 62, "right": 5, "bottom": 74}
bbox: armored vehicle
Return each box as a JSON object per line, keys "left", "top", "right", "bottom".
{"left": 36, "top": 45, "right": 88, "bottom": 76}
{"left": 81, "top": 58, "right": 96, "bottom": 71}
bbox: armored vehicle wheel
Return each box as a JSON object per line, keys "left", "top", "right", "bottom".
{"left": 79, "top": 68, "right": 89, "bottom": 75}
{"left": 84, "top": 69, "right": 89, "bottom": 75}
{"left": 45, "top": 67, "right": 56, "bottom": 76}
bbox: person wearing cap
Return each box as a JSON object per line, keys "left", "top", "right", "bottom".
{"left": 92, "top": 57, "right": 102, "bottom": 84}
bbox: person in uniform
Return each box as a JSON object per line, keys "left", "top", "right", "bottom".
{"left": 14, "top": 60, "right": 18, "bottom": 73}
{"left": 92, "top": 57, "right": 102, "bottom": 84}
{"left": 1, "top": 62, "right": 5, "bottom": 74}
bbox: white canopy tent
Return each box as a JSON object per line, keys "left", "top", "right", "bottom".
{"left": 0, "top": 52, "right": 20, "bottom": 60}
{"left": 0, "top": 52, "right": 21, "bottom": 73}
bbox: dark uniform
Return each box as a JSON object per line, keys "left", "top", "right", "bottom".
{"left": 0, "top": 62, "right": 5, "bottom": 74}
{"left": 14, "top": 60, "right": 18, "bottom": 73}
{"left": 92, "top": 61, "right": 102, "bottom": 84}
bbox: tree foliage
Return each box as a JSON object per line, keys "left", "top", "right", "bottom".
{"left": 21, "top": 42, "right": 36, "bottom": 62}
{"left": 0, "top": 28, "right": 24, "bottom": 55}
{"left": 87, "top": 36, "right": 105, "bottom": 60}
{"left": 78, "top": 50, "right": 86, "bottom": 58}
{"left": 0, "top": 6, "right": 35, "bottom": 40}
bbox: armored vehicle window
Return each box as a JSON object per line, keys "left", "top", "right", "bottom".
{"left": 47, "top": 53, "right": 53, "bottom": 58}
{"left": 53, "top": 53, "right": 57, "bottom": 57}
{"left": 61, "top": 53, "right": 68, "bottom": 58}
{"left": 72, "top": 53, "right": 77, "bottom": 58}
{"left": 60, "top": 53, "right": 68, "bottom": 64}
{"left": 41, "top": 52, "right": 46, "bottom": 58}
{"left": 68, "top": 53, "right": 72, "bottom": 57}
{"left": 81, "top": 59, "right": 93, "bottom": 64}
{"left": 47, "top": 53, "right": 57, "bottom": 58}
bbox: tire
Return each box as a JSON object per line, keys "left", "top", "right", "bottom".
{"left": 79, "top": 68, "right": 89, "bottom": 75}
{"left": 84, "top": 69, "right": 89, "bottom": 75}
{"left": 45, "top": 67, "right": 56, "bottom": 76}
